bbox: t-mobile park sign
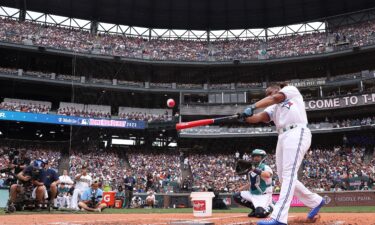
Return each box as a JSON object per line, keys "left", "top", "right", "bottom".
{"left": 305, "top": 93, "right": 375, "bottom": 111}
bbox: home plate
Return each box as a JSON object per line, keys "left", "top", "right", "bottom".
{"left": 169, "top": 221, "right": 214, "bottom": 225}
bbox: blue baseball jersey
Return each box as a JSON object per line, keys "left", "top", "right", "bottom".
{"left": 81, "top": 188, "right": 104, "bottom": 202}
{"left": 41, "top": 169, "right": 59, "bottom": 189}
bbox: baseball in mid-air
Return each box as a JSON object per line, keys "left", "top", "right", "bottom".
{"left": 167, "top": 98, "right": 175, "bottom": 108}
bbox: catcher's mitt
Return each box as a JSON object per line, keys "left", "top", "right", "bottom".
{"left": 235, "top": 159, "right": 253, "bottom": 175}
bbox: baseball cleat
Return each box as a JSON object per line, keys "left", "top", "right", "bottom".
{"left": 307, "top": 214, "right": 321, "bottom": 223}
{"left": 5, "top": 203, "right": 16, "bottom": 213}
{"left": 307, "top": 199, "right": 325, "bottom": 219}
{"left": 256, "top": 218, "right": 287, "bottom": 225}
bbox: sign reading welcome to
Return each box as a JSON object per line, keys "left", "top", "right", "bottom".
{"left": 305, "top": 93, "right": 375, "bottom": 111}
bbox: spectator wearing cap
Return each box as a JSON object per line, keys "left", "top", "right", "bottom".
{"left": 78, "top": 179, "right": 106, "bottom": 212}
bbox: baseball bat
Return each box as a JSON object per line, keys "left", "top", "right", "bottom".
{"left": 175, "top": 114, "right": 240, "bottom": 130}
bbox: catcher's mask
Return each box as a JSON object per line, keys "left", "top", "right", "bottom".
{"left": 251, "top": 149, "right": 267, "bottom": 166}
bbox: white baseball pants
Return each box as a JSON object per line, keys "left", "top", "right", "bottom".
{"left": 70, "top": 189, "right": 84, "bottom": 209}
{"left": 271, "top": 127, "right": 323, "bottom": 224}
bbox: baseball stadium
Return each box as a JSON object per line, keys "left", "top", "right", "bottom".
{"left": 1, "top": 0, "right": 375, "bottom": 224}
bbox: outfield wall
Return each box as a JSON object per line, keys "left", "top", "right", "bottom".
{"left": 141, "top": 191, "right": 375, "bottom": 208}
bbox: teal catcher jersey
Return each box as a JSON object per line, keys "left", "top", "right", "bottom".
{"left": 249, "top": 163, "right": 273, "bottom": 195}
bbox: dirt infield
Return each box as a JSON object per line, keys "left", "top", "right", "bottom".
{"left": 1, "top": 213, "right": 375, "bottom": 225}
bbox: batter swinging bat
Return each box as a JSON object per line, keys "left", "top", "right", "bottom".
{"left": 175, "top": 114, "right": 240, "bottom": 130}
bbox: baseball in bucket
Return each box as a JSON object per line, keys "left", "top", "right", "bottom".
{"left": 190, "top": 192, "right": 215, "bottom": 217}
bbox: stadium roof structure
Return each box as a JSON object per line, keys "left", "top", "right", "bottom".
{"left": 3, "top": 0, "right": 375, "bottom": 30}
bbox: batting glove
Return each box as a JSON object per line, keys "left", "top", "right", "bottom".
{"left": 242, "top": 104, "right": 256, "bottom": 118}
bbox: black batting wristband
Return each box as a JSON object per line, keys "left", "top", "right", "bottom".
{"left": 253, "top": 168, "right": 262, "bottom": 175}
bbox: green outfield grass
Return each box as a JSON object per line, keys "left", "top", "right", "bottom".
{"left": 1, "top": 206, "right": 375, "bottom": 215}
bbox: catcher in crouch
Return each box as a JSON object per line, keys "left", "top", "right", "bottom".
{"left": 233, "top": 149, "right": 274, "bottom": 218}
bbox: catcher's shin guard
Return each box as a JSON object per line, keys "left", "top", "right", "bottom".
{"left": 233, "top": 192, "right": 255, "bottom": 209}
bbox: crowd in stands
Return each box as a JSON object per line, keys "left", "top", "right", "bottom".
{"left": 0, "top": 144, "right": 61, "bottom": 183}
{"left": 70, "top": 149, "right": 183, "bottom": 194}
{"left": 0, "top": 67, "right": 18, "bottom": 75}
{"left": 189, "top": 154, "right": 245, "bottom": 192}
{"left": 176, "top": 83, "right": 203, "bottom": 89}
{"left": 1, "top": 16, "right": 375, "bottom": 61}
{"left": 118, "top": 112, "right": 173, "bottom": 122}
{"left": 57, "top": 107, "right": 111, "bottom": 119}
{"left": 266, "top": 32, "right": 326, "bottom": 58}
{"left": 331, "top": 20, "right": 375, "bottom": 48}
{"left": 117, "top": 80, "right": 144, "bottom": 88}
{"left": 331, "top": 117, "right": 375, "bottom": 128}
{"left": 0, "top": 101, "right": 50, "bottom": 114}
{"left": 236, "top": 82, "right": 263, "bottom": 88}
{"left": 149, "top": 82, "right": 172, "bottom": 89}
{"left": 209, "top": 83, "right": 232, "bottom": 90}
{"left": 69, "top": 149, "right": 125, "bottom": 190}
{"left": 1, "top": 142, "right": 375, "bottom": 198}
{"left": 300, "top": 146, "right": 375, "bottom": 192}
{"left": 127, "top": 152, "right": 181, "bottom": 193}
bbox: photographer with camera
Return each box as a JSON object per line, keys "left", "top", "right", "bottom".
{"left": 5, "top": 159, "right": 45, "bottom": 213}
{"left": 1, "top": 150, "right": 31, "bottom": 186}
{"left": 11, "top": 150, "right": 31, "bottom": 175}
{"left": 78, "top": 179, "right": 106, "bottom": 212}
